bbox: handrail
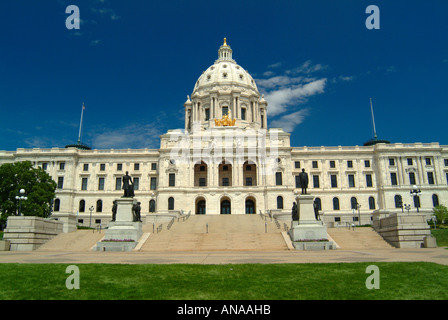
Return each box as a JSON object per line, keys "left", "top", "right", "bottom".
{"left": 167, "top": 217, "right": 175, "bottom": 230}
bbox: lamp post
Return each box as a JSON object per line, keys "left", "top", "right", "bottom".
{"left": 357, "top": 203, "right": 361, "bottom": 226}
{"left": 15, "top": 189, "right": 28, "bottom": 216}
{"left": 404, "top": 204, "right": 411, "bottom": 214}
{"left": 89, "top": 206, "right": 94, "bottom": 228}
{"left": 410, "top": 185, "right": 422, "bottom": 213}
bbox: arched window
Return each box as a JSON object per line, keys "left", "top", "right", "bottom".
{"left": 350, "top": 197, "right": 358, "bottom": 210}
{"left": 79, "top": 200, "right": 85, "bottom": 212}
{"left": 149, "top": 199, "right": 156, "bottom": 213}
{"left": 277, "top": 196, "right": 283, "bottom": 209}
{"left": 168, "top": 197, "right": 174, "bottom": 210}
{"left": 333, "top": 197, "right": 340, "bottom": 210}
{"left": 369, "top": 197, "right": 376, "bottom": 210}
{"left": 54, "top": 199, "right": 60, "bottom": 212}
{"left": 394, "top": 195, "right": 402, "bottom": 208}
{"left": 96, "top": 200, "right": 103, "bottom": 212}
{"left": 432, "top": 194, "right": 439, "bottom": 207}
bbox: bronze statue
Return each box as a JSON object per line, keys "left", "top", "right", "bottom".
{"left": 313, "top": 199, "right": 320, "bottom": 221}
{"left": 111, "top": 200, "right": 117, "bottom": 221}
{"left": 298, "top": 169, "right": 309, "bottom": 195}
{"left": 122, "top": 171, "right": 134, "bottom": 198}
{"left": 133, "top": 202, "right": 142, "bottom": 222}
{"left": 291, "top": 202, "right": 299, "bottom": 221}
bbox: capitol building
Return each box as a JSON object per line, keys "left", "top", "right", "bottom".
{"left": 1, "top": 39, "right": 447, "bottom": 226}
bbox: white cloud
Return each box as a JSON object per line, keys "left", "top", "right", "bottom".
{"left": 286, "top": 60, "right": 328, "bottom": 75}
{"left": 267, "top": 62, "right": 282, "bottom": 69}
{"left": 91, "top": 124, "right": 162, "bottom": 149}
{"left": 270, "top": 109, "right": 310, "bottom": 132}
{"left": 264, "top": 78, "right": 327, "bottom": 117}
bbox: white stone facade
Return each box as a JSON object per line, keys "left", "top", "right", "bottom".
{"left": 1, "top": 40, "right": 447, "bottom": 227}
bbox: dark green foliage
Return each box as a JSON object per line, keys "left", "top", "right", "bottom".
{"left": 0, "top": 161, "right": 56, "bottom": 226}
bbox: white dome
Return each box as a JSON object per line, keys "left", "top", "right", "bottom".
{"left": 192, "top": 39, "right": 259, "bottom": 97}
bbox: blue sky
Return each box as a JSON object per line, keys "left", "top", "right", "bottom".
{"left": 0, "top": 0, "right": 447, "bottom": 151}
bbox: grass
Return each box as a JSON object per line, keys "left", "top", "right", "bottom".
{"left": 0, "top": 262, "right": 447, "bottom": 300}
{"left": 432, "top": 228, "right": 448, "bottom": 247}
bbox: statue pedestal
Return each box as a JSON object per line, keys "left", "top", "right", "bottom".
{"left": 288, "top": 195, "right": 334, "bottom": 250}
{"left": 94, "top": 198, "right": 142, "bottom": 251}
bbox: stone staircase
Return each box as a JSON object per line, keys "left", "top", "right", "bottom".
{"left": 140, "top": 214, "right": 288, "bottom": 251}
{"left": 327, "top": 227, "right": 394, "bottom": 249}
{"left": 36, "top": 230, "right": 104, "bottom": 252}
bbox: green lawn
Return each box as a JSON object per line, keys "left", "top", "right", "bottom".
{"left": 432, "top": 228, "right": 448, "bottom": 247}
{"left": 0, "top": 262, "right": 447, "bottom": 300}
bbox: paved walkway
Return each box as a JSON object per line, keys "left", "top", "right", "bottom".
{"left": 1, "top": 247, "right": 447, "bottom": 265}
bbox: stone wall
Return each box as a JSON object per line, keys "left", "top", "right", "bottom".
{"left": 372, "top": 211, "right": 431, "bottom": 248}
{"left": 3, "top": 216, "right": 63, "bottom": 251}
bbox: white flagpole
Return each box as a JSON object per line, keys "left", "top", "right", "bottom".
{"left": 370, "top": 98, "right": 377, "bottom": 140}
{"left": 77, "top": 103, "right": 85, "bottom": 144}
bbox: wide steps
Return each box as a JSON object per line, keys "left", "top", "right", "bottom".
{"left": 327, "top": 227, "right": 393, "bottom": 249}
{"left": 140, "top": 215, "right": 288, "bottom": 251}
{"left": 36, "top": 230, "right": 104, "bottom": 252}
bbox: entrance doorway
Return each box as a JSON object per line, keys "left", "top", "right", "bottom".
{"left": 220, "top": 199, "right": 231, "bottom": 214}
{"left": 196, "top": 198, "right": 206, "bottom": 214}
{"left": 245, "top": 198, "right": 256, "bottom": 214}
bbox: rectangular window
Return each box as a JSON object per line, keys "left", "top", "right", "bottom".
{"left": 295, "top": 175, "right": 301, "bottom": 188}
{"left": 117, "top": 163, "right": 123, "bottom": 171}
{"left": 427, "top": 172, "right": 434, "bottom": 185}
{"left": 389, "top": 158, "right": 395, "bottom": 166}
{"left": 409, "top": 172, "right": 416, "bottom": 185}
{"left": 222, "top": 177, "right": 229, "bottom": 186}
{"left": 150, "top": 177, "right": 157, "bottom": 190}
{"left": 407, "top": 158, "right": 413, "bottom": 166}
{"left": 169, "top": 173, "right": 176, "bottom": 187}
{"left": 59, "top": 162, "right": 65, "bottom": 170}
{"left": 115, "top": 178, "right": 122, "bottom": 190}
{"left": 199, "top": 177, "right": 207, "bottom": 187}
{"left": 151, "top": 163, "right": 157, "bottom": 170}
{"left": 444, "top": 159, "right": 448, "bottom": 167}
{"left": 366, "top": 174, "right": 373, "bottom": 187}
{"left": 294, "top": 161, "right": 300, "bottom": 169}
{"left": 81, "top": 178, "right": 88, "bottom": 190}
{"left": 275, "top": 172, "right": 282, "bottom": 185}
{"left": 390, "top": 173, "right": 398, "bottom": 186}
{"left": 100, "top": 163, "right": 106, "bottom": 171}
{"left": 134, "top": 163, "right": 140, "bottom": 171}
{"left": 313, "top": 175, "right": 320, "bottom": 188}
{"left": 347, "top": 160, "right": 353, "bottom": 168}
{"left": 331, "top": 175, "right": 338, "bottom": 188}
{"left": 83, "top": 164, "right": 89, "bottom": 171}
{"left": 241, "top": 108, "right": 246, "bottom": 120}
{"left": 57, "top": 177, "right": 64, "bottom": 189}
{"left": 312, "top": 161, "right": 318, "bottom": 168}
{"left": 245, "top": 177, "right": 252, "bottom": 186}
{"left": 348, "top": 174, "right": 355, "bottom": 188}
{"left": 425, "top": 157, "right": 432, "bottom": 165}
{"left": 42, "top": 163, "right": 48, "bottom": 170}
{"left": 98, "top": 177, "right": 105, "bottom": 190}
{"left": 364, "top": 160, "right": 370, "bottom": 168}
{"left": 222, "top": 106, "right": 228, "bottom": 116}
{"left": 133, "top": 177, "right": 139, "bottom": 190}
{"left": 205, "top": 108, "right": 210, "bottom": 121}
{"left": 330, "top": 161, "right": 336, "bottom": 168}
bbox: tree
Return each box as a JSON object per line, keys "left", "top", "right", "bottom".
{"left": 0, "top": 161, "right": 56, "bottom": 228}
{"left": 432, "top": 205, "right": 448, "bottom": 226}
